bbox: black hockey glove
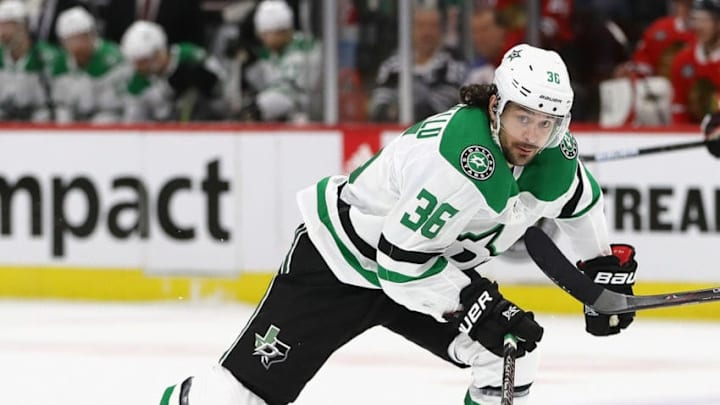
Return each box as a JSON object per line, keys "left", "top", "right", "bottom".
{"left": 577, "top": 244, "right": 637, "bottom": 336}
{"left": 701, "top": 112, "right": 720, "bottom": 158}
{"left": 446, "top": 278, "right": 543, "bottom": 357}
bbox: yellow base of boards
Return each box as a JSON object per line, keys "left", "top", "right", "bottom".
{"left": 1, "top": 266, "right": 719, "bottom": 320}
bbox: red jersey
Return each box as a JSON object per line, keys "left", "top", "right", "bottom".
{"left": 670, "top": 44, "right": 720, "bottom": 123}
{"left": 632, "top": 16, "right": 695, "bottom": 78}
{"left": 490, "top": 0, "right": 574, "bottom": 49}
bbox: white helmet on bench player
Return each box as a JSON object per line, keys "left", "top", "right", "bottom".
{"left": 56, "top": 6, "right": 95, "bottom": 39}
{"left": 254, "top": 0, "right": 294, "bottom": 33}
{"left": 492, "top": 43, "right": 574, "bottom": 149}
{"left": 121, "top": 20, "right": 167, "bottom": 61}
{"left": 0, "top": 0, "right": 27, "bottom": 23}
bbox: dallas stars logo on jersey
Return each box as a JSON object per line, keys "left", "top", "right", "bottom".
{"left": 460, "top": 145, "right": 495, "bottom": 181}
{"left": 253, "top": 324, "right": 291, "bottom": 369}
{"left": 560, "top": 133, "right": 578, "bottom": 160}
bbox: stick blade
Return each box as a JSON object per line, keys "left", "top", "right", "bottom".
{"left": 523, "top": 226, "right": 606, "bottom": 307}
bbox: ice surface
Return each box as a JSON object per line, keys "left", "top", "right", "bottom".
{"left": 2, "top": 301, "right": 719, "bottom": 405}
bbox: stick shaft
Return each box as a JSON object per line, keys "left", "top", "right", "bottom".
{"left": 580, "top": 139, "right": 707, "bottom": 162}
{"left": 501, "top": 334, "right": 517, "bottom": 405}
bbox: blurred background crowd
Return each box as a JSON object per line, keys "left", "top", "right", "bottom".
{"left": 0, "top": 0, "right": 715, "bottom": 126}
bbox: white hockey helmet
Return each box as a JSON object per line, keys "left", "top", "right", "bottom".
{"left": 491, "top": 43, "right": 574, "bottom": 149}
{"left": 0, "top": 0, "right": 28, "bottom": 23}
{"left": 56, "top": 6, "right": 95, "bottom": 39}
{"left": 254, "top": 0, "right": 294, "bottom": 33}
{"left": 120, "top": 20, "right": 167, "bottom": 61}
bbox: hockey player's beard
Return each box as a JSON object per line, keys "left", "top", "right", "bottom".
{"left": 499, "top": 135, "right": 541, "bottom": 166}
{"left": 0, "top": 32, "right": 22, "bottom": 54}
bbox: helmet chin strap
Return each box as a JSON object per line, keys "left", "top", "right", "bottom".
{"left": 490, "top": 113, "right": 502, "bottom": 147}
{"left": 490, "top": 96, "right": 504, "bottom": 148}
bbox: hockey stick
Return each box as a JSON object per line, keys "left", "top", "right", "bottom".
{"left": 523, "top": 226, "right": 720, "bottom": 314}
{"left": 29, "top": 36, "right": 56, "bottom": 121}
{"left": 501, "top": 334, "right": 517, "bottom": 405}
{"left": 579, "top": 138, "right": 711, "bottom": 162}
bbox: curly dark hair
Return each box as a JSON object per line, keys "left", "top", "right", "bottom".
{"left": 459, "top": 83, "right": 498, "bottom": 111}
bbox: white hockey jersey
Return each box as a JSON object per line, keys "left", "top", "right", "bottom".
{"left": 244, "top": 34, "right": 322, "bottom": 121}
{"left": 297, "top": 105, "right": 610, "bottom": 322}
{"left": 54, "top": 39, "right": 130, "bottom": 123}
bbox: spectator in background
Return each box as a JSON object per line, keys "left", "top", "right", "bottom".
{"left": 437, "top": 0, "right": 463, "bottom": 50}
{"left": 369, "top": 5, "right": 468, "bottom": 122}
{"left": 485, "top": 0, "right": 574, "bottom": 50}
{"left": 538, "top": 0, "right": 575, "bottom": 49}
{"left": 354, "top": 0, "right": 398, "bottom": 88}
{"left": 615, "top": 0, "right": 694, "bottom": 79}
{"left": 670, "top": 0, "right": 720, "bottom": 123}
{"left": 0, "top": 0, "right": 66, "bottom": 122}
{"left": 100, "top": 0, "right": 204, "bottom": 47}
{"left": 53, "top": 6, "right": 130, "bottom": 123}
{"left": 120, "top": 20, "right": 228, "bottom": 122}
{"left": 240, "top": 0, "right": 322, "bottom": 122}
{"left": 465, "top": 7, "right": 508, "bottom": 85}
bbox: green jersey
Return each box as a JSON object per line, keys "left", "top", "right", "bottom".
{"left": 0, "top": 41, "right": 67, "bottom": 121}
{"left": 54, "top": 39, "right": 130, "bottom": 122}
{"left": 297, "top": 105, "right": 608, "bottom": 321}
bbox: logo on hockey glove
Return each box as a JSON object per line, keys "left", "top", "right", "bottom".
{"left": 560, "top": 133, "right": 577, "bottom": 159}
{"left": 253, "top": 324, "right": 291, "bottom": 369}
{"left": 460, "top": 146, "right": 495, "bottom": 181}
{"left": 501, "top": 305, "right": 521, "bottom": 321}
{"left": 592, "top": 271, "right": 636, "bottom": 285}
{"left": 458, "top": 290, "right": 494, "bottom": 334}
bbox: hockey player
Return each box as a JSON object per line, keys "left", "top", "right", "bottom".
{"left": 54, "top": 6, "right": 130, "bottom": 123}
{"left": 120, "top": 20, "right": 228, "bottom": 122}
{"left": 240, "top": 0, "right": 322, "bottom": 122}
{"left": 670, "top": 0, "right": 720, "bottom": 123}
{"left": 160, "top": 44, "right": 639, "bottom": 405}
{"left": 0, "top": 0, "right": 66, "bottom": 121}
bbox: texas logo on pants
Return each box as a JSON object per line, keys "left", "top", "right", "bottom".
{"left": 253, "top": 324, "right": 291, "bottom": 369}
